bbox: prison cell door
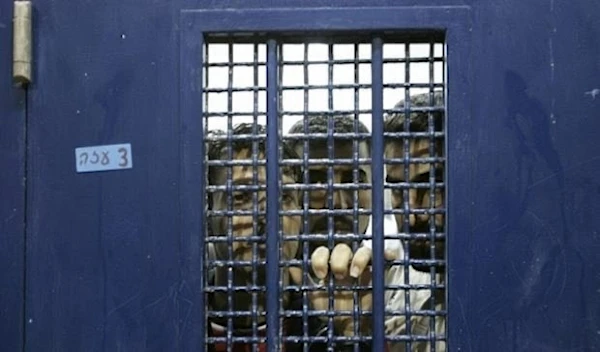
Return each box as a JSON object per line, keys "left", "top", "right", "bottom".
{"left": 10, "top": 1, "right": 600, "bottom": 352}
{"left": 182, "top": 7, "right": 471, "bottom": 352}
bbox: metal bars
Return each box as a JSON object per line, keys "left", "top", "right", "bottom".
{"left": 202, "top": 34, "right": 446, "bottom": 352}
{"left": 370, "top": 37, "right": 386, "bottom": 352}
{"left": 265, "top": 39, "right": 281, "bottom": 352}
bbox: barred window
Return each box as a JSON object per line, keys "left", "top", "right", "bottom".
{"left": 203, "top": 34, "right": 446, "bottom": 352}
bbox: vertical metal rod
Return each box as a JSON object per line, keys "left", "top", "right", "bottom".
{"left": 352, "top": 43, "right": 362, "bottom": 348}
{"left": 370, "top": 36, "right": 386, "bottom": 351}
{"left": 226, "top": 41, "right": 234, "bottom": 352}
{"left": 427, "top": 40, "right": 438, "bottom": 351}
{"left": 266, "top": 38, "right": 281, "bottom": 352}
{"left": 252, "top": 42, "right": 260, "bottom": 349}
{"left": 402, "top": 43, "right": 414, "bottom": 351}
{"left": 326, "top": 43, "right": 335, "bottom": 351}
{"left": 302, "top": 42, "right": 311, "bottom": 352}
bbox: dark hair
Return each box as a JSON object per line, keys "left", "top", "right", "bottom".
{"left": 206, "top": 123, "right": 301, "bottom": 186}
{"left": 383, "top": 91, "right": 445, "bottom": 139}
{"left": 287, "top": 114, "right": 371, "bottom": 151}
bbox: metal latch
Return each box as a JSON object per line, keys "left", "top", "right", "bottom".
{"left": 13, "top": 0, "right": 32, "bottom": 86}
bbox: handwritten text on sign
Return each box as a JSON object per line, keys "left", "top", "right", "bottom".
{"left": 75, "top": 143, "right": 133, "bottom": 173}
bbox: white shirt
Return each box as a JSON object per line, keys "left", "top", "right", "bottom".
{"left": 362, "top": 189, "right": 446, "bottom": 351}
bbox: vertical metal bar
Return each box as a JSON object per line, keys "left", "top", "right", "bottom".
{"left": 252, "top": 42, "right": 260, "bottom": 351}
{"left": 302, "top": 42, "right": 310, "bottom": 352}
{"left": 326, "top": 43, "right": 335, "bottom": 351}
{"left": 427, "top": 39, "right": 438, "bottom": 351}
{"left": 370, "top": 36, "right": 385, "bottom": 351}
{"left": 266, "top": 38, "right": 281, "bottom": 352}
{"left": 352, "top": 43, "right": 361, "bottom": 350}
{"left": 226, "top": 41, "right": 235, "bottom": 352}
{"left": 402, "top": 43, "right": 413, "bottom": 351}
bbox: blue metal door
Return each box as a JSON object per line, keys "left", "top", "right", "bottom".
{"left": 181, "top": 6, "right": 470, "bottom": 351}
{"left": 3, "top": 1, "right": 598, "bottom": 351}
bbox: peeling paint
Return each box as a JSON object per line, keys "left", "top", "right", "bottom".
{"left": 585, "top": 88, "right": 600, "bottom": 100}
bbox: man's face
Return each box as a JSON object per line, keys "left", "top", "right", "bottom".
{"left": 385, "top": 138, "right": 445, "bottom": 273}
{"left": 210, "top": 147, "right": 301, "bottom": 266}
{"left": 295, "top": 140, "right": 372, "bottom": 240}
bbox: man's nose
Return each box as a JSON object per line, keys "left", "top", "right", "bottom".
{"left": 333, "top": 189, "right": 351, "bottom": 209}
{"left": 408, "top": 188, "right": 443, "bottom": 228}
{"left": 408, "top": 188, "right": 425, "bottom": 227}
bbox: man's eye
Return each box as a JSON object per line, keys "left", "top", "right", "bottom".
{"left": 341, "top": 171, "right": 353, "bottom": 184}
{"left": 391, "top": 188, "right": 404, "bottom": 197}
{"left": 386, "top": 177, "right": 403, "bottom": 198}
{"left": 339, "top": 170, "right": 366, "bottom": 183}
{"left": 358, "top": 170, "right": 367, "bottom": 183}
{"left": 282, "top": 192, "right": 295, "bottom": 203}
{"left": 233, "top": 192, "right": 250, "bottom": 203}
{"left": 309, "top": 170, "right": 327, "bottom": 184}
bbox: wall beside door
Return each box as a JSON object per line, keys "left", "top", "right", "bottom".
{"left": 0, "top": 1, "right": 27, "bottom": 351}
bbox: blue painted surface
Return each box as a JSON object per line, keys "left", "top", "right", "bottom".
{"left": 265, "top": 39, "right": 282, "bottom": 352}
{"left": 0, "top": 1, "right": 26, "bottom": 351}
{"left": 12, "top": 0, "right": 599, "bottom": 351}
{"left": 371, "top": 36, "right": 386, "bottom": 351}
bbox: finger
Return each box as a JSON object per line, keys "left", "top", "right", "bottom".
{"left": 384, "top": 239, "right": 401, "bottom": 261}
{"left": 288, "top": 267, "right": 303, "bottom": 285}
{"left": 350, "top": 246, "right": 372, "bottom": 278}
{"left": 311, "top": 246, "right": 330, "bottom": 280}
{"left": 384, "top": 250, "right": 398, "bottom": 261}
{"left": 329, "top": 243, "right": 353, "bottom": 280}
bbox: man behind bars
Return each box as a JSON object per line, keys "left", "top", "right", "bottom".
{"left": 206, "top": 123, "right": 303, "bottom": 352}
{"left": 383, "top": 91, "right": 446, "bottom": 351}
{"left": 287, "top": 113, "right": 438, "bottom": 351}
{"left": 286, "top": 115, "right": 400, "bottom": 350}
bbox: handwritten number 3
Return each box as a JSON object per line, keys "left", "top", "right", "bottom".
{"left": 118, "top": 148, "right": 128, "bottom": 167}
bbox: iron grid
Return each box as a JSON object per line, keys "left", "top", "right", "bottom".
{"left": 202, "top": 34, "right": 446, "bottom": 352}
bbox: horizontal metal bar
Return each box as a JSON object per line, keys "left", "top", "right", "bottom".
{"left": 206, "top": 282, "right": 447, "bottom": 292}
{"left": 207, "top": 238, "right": 446, "bottom": 249}
{"left": 204, "top": 134, "right": 267, "bottom": 141}
{"left": 206, "top": 184, "right": 375, "bottom": 191}
{"left": 206, "top": 208, "right": 446, "bottom": 217}
{"left": 286, "top": 132, "right": 446, "bottom": 139}
{"left": 204, "top": 56, "right": 444, "bottom": 68}
{"left": 205, "top": 134, "right": 446, "bottom": 144}
{"left": 207, "top": 337, "right": 266, "bottom": 344}
{"left": 384, "top": 208, "right": 447, "bottom": 215}
{"left": 207, "top": 209, "right": 375, "bottom": 216}
{"left": 281, "top": 336, "right": 369, "bottom": 343}
{"left": 386, "top": 182, "right": 445, "bottom": 188}
{"left": 205, "top": 234, "right": 373, "bottom": 243}
{"left": 281, "top": 82, "right": 444, "bottom": 90}
{"left": 207, "top": 306, "right": 447, "bottom": 318}
{"left": 200, "top": 31, "right": 447, "bottom": 44}
{"left": 207, "top": 285, "right": 380, "bottom": 292}
{"left": 203, "top": 109, "right": 445, "bottom": 117}
{"left": 205, "top": 256, "right": 446, "bottom": 267}
{"left": 203, "top": 82, "right": 444, "bottom": 93}
{"left": 205, "top": 183, "right": 445, "bottom": 193}
{"left": 208, "top": 335, "right": 450, "bottom": 345}
{"left": 385, "top": 335, "right": 447, "bottom": 342}
{"left": 207, "top": 156, "right": 445, "bottom": 164}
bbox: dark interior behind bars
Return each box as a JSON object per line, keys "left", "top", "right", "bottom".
{"left": 202, "top": 35, "right": 446, "bottom": 352}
